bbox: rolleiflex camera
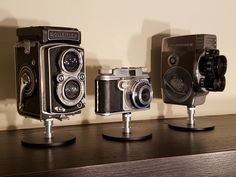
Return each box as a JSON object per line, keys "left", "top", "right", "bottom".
{"left": 15, "top": 26, "right": 85, "bottom": 120}
{"left": 15, "top": 26, "right": 85, "bottom": 147}
{"left": 161, "top": 34, "right": 227, "bottom": 131}
{"left": 95, "top": 67, "right": 153, "bottom": 115}
{"left": 95, "top": 67, "right": 153, "bottom": 141}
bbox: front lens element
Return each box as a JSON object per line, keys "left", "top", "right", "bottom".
{"left": 63, "top": 51, "right": 80, "bottom": 72}
{"left": 131, "top": 80, "right": 153, "bottom": 109}
{"left": 64, "top": 80, "right": 80, "bottom": 100}
{"left": 141, "top": 88, "right": 151, "bottom": 103}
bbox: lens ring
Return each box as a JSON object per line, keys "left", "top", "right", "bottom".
{"left": 215, "top": 55, "right": 227, "bottom": 76}
{"left": 138, "top": 85, "right": 152, "bottom": 106}
{"left": 64, "top": 80, "right": 80, "bottom": 100}
{"left": 57, "top": 77, "right": 84, "bottom": 106}
{"left": 60, "top": 48, "right": 83, "bottom": 73}
{"left": 131, "top": 80, "right": 153, "bottom": 109}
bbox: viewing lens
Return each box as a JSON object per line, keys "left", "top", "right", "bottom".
{"left": 63, "top": 51, "right": 81, "bottom": 72}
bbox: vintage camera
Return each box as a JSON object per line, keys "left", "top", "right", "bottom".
{"left": 15, "top": 26, "right": 86, "bottom": 120}
{"left": 161, "top": 34, "right": 227, "bottom": 107}
{"left": 95, "top": 67, "right": 153, "bottom": 115}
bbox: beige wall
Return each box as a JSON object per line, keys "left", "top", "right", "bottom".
{"left": 0, "top": 0, "right": 235, "bottom": 130}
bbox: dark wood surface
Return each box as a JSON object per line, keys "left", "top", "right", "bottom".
{"left": 1, "top": 114, "right": 236, "bottom": 177}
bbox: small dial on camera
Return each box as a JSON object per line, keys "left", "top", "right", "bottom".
{"left": 95, "top": 67, "right": 153, "bottom": 115}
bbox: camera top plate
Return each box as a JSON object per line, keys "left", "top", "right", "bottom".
{"left": 17, "top": 26, "right": 81, "bottom": 44}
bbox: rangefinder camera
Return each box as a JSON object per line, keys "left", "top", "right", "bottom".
{"left": 161, "top": 34, "right": 227, "bottom": 106}
{"left": 95, "top": 67, "right": 153, "bottom": 115}
{"left": 15, "top": 26, "right": 85, "bottom": 120}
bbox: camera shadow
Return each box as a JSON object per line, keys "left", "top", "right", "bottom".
{"left": 81, "top": 52, "right": 122, "bottom": 124}
{"left": 127, "top": 20, "right": 173, "bottom": 119}
{"left": 0, "top": 13, "right": 49, "bottom": 130}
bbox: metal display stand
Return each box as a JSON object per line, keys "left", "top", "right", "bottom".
{"left": 168, "top": 106, "right": 215, "bottom": 131}
{"left": 21, "top": 119, "right": 76, "bottom": 147}
{"left": 102, "top": 112, "right": 152, "bottom": 141}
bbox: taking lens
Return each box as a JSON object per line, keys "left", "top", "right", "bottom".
{"left": 215, "top": 55, "right": 227, "bottom": 77}
{"left": 199, "top": 53, "right": 227, "bottom": 77}
{"left": 131, "top": 80, "right": 153, "bottom": 109}
{"left": 64, "top": 80, "right": 80, "bottom": 100}
{"left": 141, "top": 88, "right": 151, "bottom": 103}
{"left": 202, "top": 76, "right": 225, "bottom": 91}
{"left": 63, "top": 50, "right": 81, "bottom": 72}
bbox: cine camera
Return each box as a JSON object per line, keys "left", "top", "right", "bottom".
{"left": 161, "top": 34, "right": 227, "bottom": 131}
{"left": 15, "top": 26, "right": 86, "bottom": 120}
{"left": 161, "top": 34, "right": 227, "bottom": 107}
{"left": 95, "top": 67, "right": 153, "bottom": 115}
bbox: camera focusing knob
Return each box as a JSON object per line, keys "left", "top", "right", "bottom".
{"left": 57, "top": 74, "right": 64, "bottom": 82}
{"left": 78, "top": 72, "right": 85, "bottom": 81}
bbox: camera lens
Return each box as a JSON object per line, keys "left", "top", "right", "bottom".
{"left": 64, "top": 80, "right": 80, "bottom": 100}
{"left": 141, "top": 88, "right": 151, "bottom": 103}
{"left": 201, "top": 76, "right": 225, "bottom": 91}
{"left": 199, "top": 53, "right": 227, "bottom": 77}
{"left": 63, "top": 51, "right": 80, "bottom": 72}
{"left": 215, "top": 55, "right": 227, "bottom": 76}
{"left": 61, "top": 49, "right": 83, "bottom": 73}
{"left": 131, "top": 80, "right": 153, "bottom": 109}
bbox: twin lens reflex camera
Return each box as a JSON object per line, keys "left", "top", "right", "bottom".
{"left": 15, "top": 26, "right": 85, "bottom": 147}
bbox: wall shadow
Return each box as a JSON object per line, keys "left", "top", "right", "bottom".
{"left": 0, "top": 18, "right": 18, "bottom": 100}
{"left": 81, "top": 52, "right": 122, "bottom": 124}
{"left": 0, "top": 14, "right": 49, "bottom": 130}
{"left": 151, "top": 31, "right": 171, "bottom": 99}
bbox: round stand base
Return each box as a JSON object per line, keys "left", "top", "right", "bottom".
{"left": 21, "top": 131, "right": 76, "bottom": 148}
{"left": 168, "top": 120, "right": 215, "bottom": 131}
{"left": 102, "top": 127, "right": 152, "bottom": 141}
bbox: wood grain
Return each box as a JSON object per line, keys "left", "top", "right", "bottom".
{"left": 1, "top": 114, "right": 236, "bottom": 176}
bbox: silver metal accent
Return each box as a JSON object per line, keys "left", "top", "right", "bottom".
{"left": 57, "top": 74, "right": 64, "bottom": 82}
{"left": 130, "top": 79, "right": 153, "bottom": 109}
{"left": 19, "top": 73, "right": 30, "bottom": 110}
{"left": 187, "top": 106, "right": 196, "bottom": 126}
{"left": 122, "top": 112, "right": 131, "bottom": 134}
{"left": 96, "top": 67, "right": 150, "bottom": 81}
{"left": 54, "top": 106, "right": 66, "bottom": 112}
{"left": 44, "top": 119, "right": 53, "bottom": 139}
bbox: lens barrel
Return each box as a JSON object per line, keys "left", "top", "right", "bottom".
{"left": 200, "top": 76, "right": 225, "bottom": 92}
{"left": 64, "top": 80, "right": 80, "bottom": 100}
{"left": 60, "top": 49, "right": 82, "bottom": 73}
{"left": 131, "top": 80, "right": 153, "bottom": 109}
{"left": 199, "top": 50, "right": 227, "bottom": 92}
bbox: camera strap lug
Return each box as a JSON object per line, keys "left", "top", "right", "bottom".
{"left": 16, "top": 40, "right": 36, "bottom": 54}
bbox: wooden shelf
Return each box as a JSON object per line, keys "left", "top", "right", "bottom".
{"left": 1, "top": 114, "right": 236, "bottom": 177}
